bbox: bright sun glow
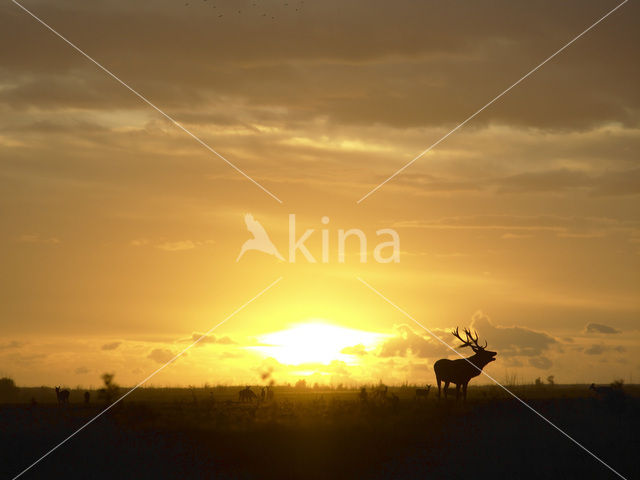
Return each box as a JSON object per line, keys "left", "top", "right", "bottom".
{"left": 252, "top": 320, "right": 386, "bottom": 365}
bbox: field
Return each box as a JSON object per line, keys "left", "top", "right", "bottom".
{"left": 1, "top": 384, "right": 638, "bottom": 479}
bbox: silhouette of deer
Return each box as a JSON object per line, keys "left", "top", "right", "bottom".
{"left": 434, "top": 327, "right": 497, "bottom": 401}
{"left": 389, "top": 392, "right": 399, "bottom": 410}
{"left": 589, "top": 383, "right": 614, "bottom": 395}
{"left": 590, "top": 382, "right": 625, "bottom": 411}
{"left": 55, "top": 386, "right": 70, "bottom": 404}
{"left": 358, "top": 387, "right": 368, "bottom": 404}
{"left": 415, "top": 385, "right": 431, "bottom": 400}
{"left": 239, "top": 386, "right": 257, "bottom": 403}
{"left": 372, "top": 384, "right": 388, "bottom": 402}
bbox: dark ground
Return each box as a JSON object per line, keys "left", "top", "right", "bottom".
{"left": 1, "top": 385, "right": 638, "bottom": 479}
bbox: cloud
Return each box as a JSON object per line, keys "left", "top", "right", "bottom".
{"left": 156, "top": 241, "right": 198, "bottom": 252}
{"left": 147, "top": 348, "right": 175, "bottom": 364}
{"left": 130, "top": 239, "right": 150, "bottom": 247}
{"left": 2, "top": 1, "right": 637, "bottom": 131}
{"left": 0, "top": 341, "right": 24, "bottom": 350}
{"left": 131, "top": 239, "right": 214, "bottom": 251}
{"left": 16, "top": 234, "right": 60, "bottom": 244}
{"left": 101, "top": 341, "right": 121, "bottom": 351}
{"left": 529, "top": 356, "right": 553, "bottom": 370}
{"left": 393, "top": 215, "right": 638, "bottom": 238}
{"left": 74, "top": 366, "right": 89, "bottom": 374}
{"left": 378, "top": 325, "right": 449, "bottom": 358}
{"left": 184, "top": 333, "right": 237, "bottom": 346}
{"left": 494, "top": 169, "right": 640, "bottom": 197}
{"left": 585, "top": 323, "right": 621, "bottom": 334}
{"left": 470, "top": 311, "right": 557, "bottom": 358}
{"left": 341, "top": 344, "right": 368, "bottom": 356}
{"left": 584, "top": 344, "right": 626, "bottom": 356}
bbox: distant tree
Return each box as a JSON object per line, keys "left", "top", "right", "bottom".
{"left": 0, "top": 377, "right": 18, "bottom": 401}
{"left": 546, "top": 375, "right": 555, "bottom": 386}
{"left": 611, "top": 379, "right": 624, "bottom": 390}
{"left": 98, "top": 373, "right": 120, "bottom": 404}
{"left": 294, "top": 379, "right": 307, "bottom": 390}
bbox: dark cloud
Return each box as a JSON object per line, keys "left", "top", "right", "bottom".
{"left": 2, "top": 0, "right": 637, "bottom": 129}
{"left": 74, "top": 366, "right": 89, "bottom": 374}
{"left": 585, "top": 323, "right": 621, "bottom": 334}
{"left": 147, "top": 348, "right": 175, "bottom": 364}
{"left": 529, "top": 356, "right": 553, "bottom": 370}
{"left": 470, "top": 311, "right": 557, "bottom": 358}
{"left": 584, "top": 344, "right": 625, "bottom": 355}
{"left": 101, "top": 341, "right": 121, "bottom": 350}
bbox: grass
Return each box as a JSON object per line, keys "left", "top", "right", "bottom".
{"left": 1, "top": 384, "right": 638, "bottom": 479}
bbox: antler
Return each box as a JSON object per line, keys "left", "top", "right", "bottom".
{"left": 451, "top": 327, "right": 487, "bottom": 351}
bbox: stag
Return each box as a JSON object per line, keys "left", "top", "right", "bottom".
{"left": 434, "top": 327, "right": 496, "bottom": 401}
{"left": 55, "top": 386, "right": 70, "bottom": 404}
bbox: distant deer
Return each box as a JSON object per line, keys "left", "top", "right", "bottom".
{"left": 372, "top": 385, "right": 388, "bottom": 403}
{"left": 415, "top": 385, "right": 431, "bottom": 400}
{"left": 589, "top": 383, "right": 614, "bottom": 396}
{"left": 359, "top": 387, "right": 368, "bottom": 404}
{"left": 55, "top": 386, "right": 70, "bottom": 404}
{"left": 590, "top": 382, "right": 625, "bottom": 411}
{"left": 239, "top": 386, "right": 257, "bottom": 403}
{"left": 434, "top": 327, "right": 497, "bottom": 401}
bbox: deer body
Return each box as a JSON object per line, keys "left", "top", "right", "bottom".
{"left": 590, "top": 383, "right": 614, "bottom": 395}
{"left": 434, "top": 327, "right": 497, "bottom": 401}
{"left": 239, "top": 386, "right": 257, "bottom": 403}
{"left": 55, "top": 386, "right": 70, "bottom": 404}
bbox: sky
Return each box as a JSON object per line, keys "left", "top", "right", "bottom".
{"left": 0, "top": 0, "right": 638, "bottom": 387}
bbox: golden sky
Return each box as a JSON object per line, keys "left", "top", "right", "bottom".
{"left": 0, "top": 0, "right": 638, "bottom": 387}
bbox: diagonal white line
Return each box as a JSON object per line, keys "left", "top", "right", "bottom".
{"left": 356, "top": 276, "right": 628, "bottom": 480}
{"left": 357, "top": 0, "right": 629, "bottom": 204}
{"left": 11, "top": 276, "right": 283, "bottom": 480}
{"left": 12, "top": 0, "right": 283, "bottom": 204}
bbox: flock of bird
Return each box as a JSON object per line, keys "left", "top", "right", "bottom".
{"left": 183, "top": 0, "right": 305, "bottom": 19}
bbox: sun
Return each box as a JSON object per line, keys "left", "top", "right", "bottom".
{"left": 251, "top": 320, "right": 385, "bottom": 365}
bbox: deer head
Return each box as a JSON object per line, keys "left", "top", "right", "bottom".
{"left": 452, "top": 327, "right": 497, "bottom": 364}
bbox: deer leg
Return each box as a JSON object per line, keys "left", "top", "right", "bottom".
{"left": 443, "top": 381, "right": 450, "bottom": 399}
{"left": 462, "top": 383, "right": 468, "bottom": 401}
{"left": 437, "top": 378, "right": 441, "bottom": 399}
{"left": 455, "top": 384, "right": 461, "bottom": 400}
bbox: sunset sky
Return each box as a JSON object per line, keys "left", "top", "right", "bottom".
{"left": 1, "top": 0, "right": 638, "bottom": 387}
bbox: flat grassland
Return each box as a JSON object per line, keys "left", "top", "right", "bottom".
{"left": 1, "top": 384, "right": 638, "bottom": 479}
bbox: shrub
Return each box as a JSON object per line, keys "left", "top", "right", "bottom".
{"left": 0, "top": 377, "right": 18, "bottom": 401}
